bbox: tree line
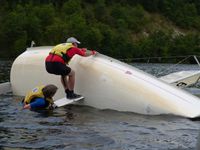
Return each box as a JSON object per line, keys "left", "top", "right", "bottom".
{"left": 0, "top": 0, "right": 200, "bottom": 62}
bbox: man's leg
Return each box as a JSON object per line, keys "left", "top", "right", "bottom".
{"left": 61, "top": 75, "right": 71, "bottom": 97}
{"left": 61, "top": 75, "right": 68, "bottom": 90}
{"left": 68, "top": 70, "right": 75, "bottom": 91}
{"left": 66, "top": 70, "right": 82, "bottom": 99}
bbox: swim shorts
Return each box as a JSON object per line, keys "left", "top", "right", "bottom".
{"left": 45, "top": 62, "right": 71, "bottom": 76}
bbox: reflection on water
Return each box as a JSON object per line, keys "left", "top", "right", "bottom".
{"left": 0, "top": 62, "right": 200, "bottom": 149}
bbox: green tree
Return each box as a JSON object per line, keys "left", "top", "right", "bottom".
{"left": 169, "top": 33, "right": 200, "bottom": 56}
{"left": 1, "top": 5, "right": 27, "bottom": 57}
{"left": 136, "top": 30, "right": 171, "bottom": 58}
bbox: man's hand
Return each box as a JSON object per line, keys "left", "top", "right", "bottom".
{"left": 91, "top": 50, "right": 98, "bottom": 55}
{"left": 23, "top": 104, "right": 31, "bottom": 109}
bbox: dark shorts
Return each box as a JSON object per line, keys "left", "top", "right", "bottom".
{"left": 45, "top": 62, "right": 71, "bottom": 76}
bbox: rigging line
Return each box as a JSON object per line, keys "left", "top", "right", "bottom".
{"left": 157, "top": 55, "right": 193, "bottom": 76}
{"left": 194, "top": 55, "right": 200, "bottom": 59}
{"left": 194, "top": 55, "right": 200, "bottom": 68}
{"left": 118, "top": 55, "right": 194, "bottom": 61}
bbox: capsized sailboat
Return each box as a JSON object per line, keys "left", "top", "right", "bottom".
{"left": 10, "top": 46, "right": 200, "bottom": 118}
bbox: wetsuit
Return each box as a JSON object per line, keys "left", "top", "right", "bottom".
{"left": 29, "top": 98, "right": 48, "bottom": 109}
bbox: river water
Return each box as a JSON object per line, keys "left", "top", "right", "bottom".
{"left": 1, "top": 61, "right": 200, "bottom": 150}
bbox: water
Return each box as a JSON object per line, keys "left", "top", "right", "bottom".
{"left": 0, "top": 60, "right": 12, "bottom": 83}
{"left": 1, "top": 61, "right": 200, "bottom": 150}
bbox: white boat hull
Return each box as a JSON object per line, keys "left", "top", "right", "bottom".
{"left": 10, "top": 46, "right": 200, "bottom": 118}
{"left": 160, "top": 70, "right": 200, "bottom": 88}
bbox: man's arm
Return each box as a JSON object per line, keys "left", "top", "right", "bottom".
{"left": 67, "top": 47, "right": 97, "bottom": 57}
{"left": 23, "top": 98, "right": 46, "bottom": 109}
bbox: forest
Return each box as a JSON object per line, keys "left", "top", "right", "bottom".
{"left": 0, "top": 0, "right": 200, "bottom": 62}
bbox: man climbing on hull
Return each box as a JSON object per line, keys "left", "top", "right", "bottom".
{"left": 45, "top": 37, "right": 97, "bottom": 99}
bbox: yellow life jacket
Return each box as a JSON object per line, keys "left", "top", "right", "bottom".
{"left": 24, "top": 86, "right": 53, "bottom": 105}
{"left": 50, "top": 43, "right": 74, "bottom": 63}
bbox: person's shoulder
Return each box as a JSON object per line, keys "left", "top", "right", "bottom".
{"left": 53, "top": 43, "right": 65, "bottom": 47}
{"left": 69, "top": 46, "right": 80, "bottom": 51}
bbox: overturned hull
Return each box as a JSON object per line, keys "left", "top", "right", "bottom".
{"left": 10, "top": 46, "right": 200, "bottom": 118}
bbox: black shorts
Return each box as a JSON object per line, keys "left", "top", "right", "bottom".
{"left": 45, "top": 62, "right": 71, "bottom": 76}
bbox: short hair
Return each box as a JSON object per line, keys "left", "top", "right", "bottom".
{"left": 42, "top": 84, "right": 58, "bottom": 98}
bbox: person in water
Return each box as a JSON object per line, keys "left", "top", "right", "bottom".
{"left": 45, "top": 37, "right": 97, "bottom": 99}
{"left": 23, "top": 84, "right": 58, "bottom": 110}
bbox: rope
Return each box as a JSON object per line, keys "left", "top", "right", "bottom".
{"left": 156, "top": 55, "right": 193, "bottom": 76}
{"left": 119, "top": 55, "right": 194, "bottom": 62}
{"left": 118, "top": 55, "right": 200, "bottom": 76}
{"left": 194, "top": 55, "right": 200, "bottom": 67}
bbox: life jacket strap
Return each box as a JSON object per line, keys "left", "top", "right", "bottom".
{"left": 49, "top": 52, "right": 71, "bottom": 63}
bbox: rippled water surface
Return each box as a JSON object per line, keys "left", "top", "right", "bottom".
{"left": 0, "top": 60, "right": 12, "bottom": 83}
{"left": 1, "top": 61, "right": 200, "bottom": 150}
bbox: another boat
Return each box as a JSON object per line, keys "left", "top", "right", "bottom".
{"left": 10, "top": 46, "right": 200, "bottom": 118}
